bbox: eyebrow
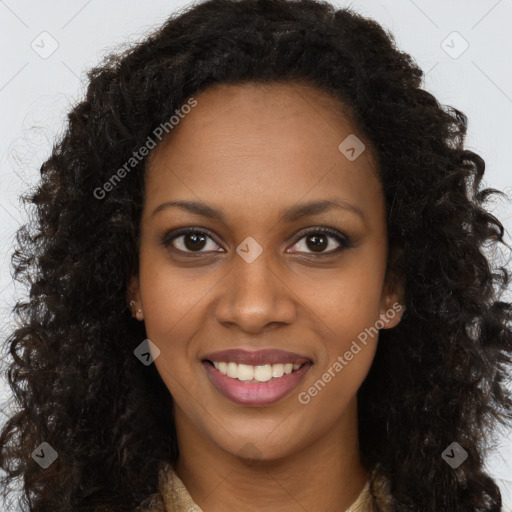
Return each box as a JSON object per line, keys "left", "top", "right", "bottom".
{"left": 151, "top": 198, "right": 367, "bottom": 226}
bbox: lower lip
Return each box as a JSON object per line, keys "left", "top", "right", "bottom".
{"left": 202, "top": 361, "right": 312, "bottom": 406}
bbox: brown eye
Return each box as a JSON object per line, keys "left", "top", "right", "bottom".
{"left": 288, "top": 227, "right": 351, "bottom": 256}
{"left": 162, "top": 228, "right": 222, "bottom": 254}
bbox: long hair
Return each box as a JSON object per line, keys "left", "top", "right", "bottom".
{"left": 1, "top": 0, "right": 511, "bottom": 510}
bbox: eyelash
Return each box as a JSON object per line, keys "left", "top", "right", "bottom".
{"left": 161, "top": 226, "right": 353, "bottom": 257}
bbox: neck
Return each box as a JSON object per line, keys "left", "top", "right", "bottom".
{"left": 174, "top": 396, "right": 369, "bottom": 512}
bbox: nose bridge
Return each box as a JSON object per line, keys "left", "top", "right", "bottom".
{"left": 213, "top": 241, "right": 296, "bottom": 331}
{"left": 234, "top": 245, "right": 277, "bottom": 299}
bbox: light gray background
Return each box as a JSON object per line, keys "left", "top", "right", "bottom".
{"left": 1, "top": 0, "right": 511, "bottom": 510}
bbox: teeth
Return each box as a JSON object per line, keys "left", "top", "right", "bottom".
{"left": 211, "top": 361, "right": 303, "bottom": 382}
{"left": 238, "top": 363, "right": 255, "bottom": 381}
{"left": 227, "top": 362, "right": 238, "bottom": 378}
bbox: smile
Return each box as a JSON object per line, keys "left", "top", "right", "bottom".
{"left": 202, "top": 360, "right": 312, "bottom": 406}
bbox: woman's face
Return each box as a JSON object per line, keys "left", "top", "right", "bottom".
{"left": 129, "top": 82, "right": 403, "bottom": 461}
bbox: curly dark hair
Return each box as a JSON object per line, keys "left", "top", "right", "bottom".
{"left": 1, "top": 0, "right": 512, "bottom": 510}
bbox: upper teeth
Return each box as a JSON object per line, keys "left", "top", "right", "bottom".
{"left": 212, "top": 361, "right": 302, "bottom": 382}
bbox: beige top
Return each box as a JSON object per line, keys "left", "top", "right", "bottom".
{"left": 146, "top": 461, "right": 395, "bottom": 512}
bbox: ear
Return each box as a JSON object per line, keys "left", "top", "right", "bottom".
{"left": 378, "top": 269, "right": 405, "bottom": 329}
{"left": 127, "top": 274, "right": 143, "bottom": 320}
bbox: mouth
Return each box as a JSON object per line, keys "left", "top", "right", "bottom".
{"left": 201, "top": 358, "right": 313, "bottom": 406}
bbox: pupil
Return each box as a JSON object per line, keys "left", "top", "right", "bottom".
{"left": 185, "top": 233, "right": 206, "bottom": 251}
{"left": 307, "top": 234, "right": 327, "bottom": 252}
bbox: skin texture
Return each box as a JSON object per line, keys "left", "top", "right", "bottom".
{"left": 3, "top": 2, "right": 511, "bottom": 510}
{"left": 129, "top": 82, "right": 404, "bottom": 512}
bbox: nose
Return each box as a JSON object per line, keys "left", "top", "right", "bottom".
{"left": 213, "top": 251, "right": 297, "bottom": 334}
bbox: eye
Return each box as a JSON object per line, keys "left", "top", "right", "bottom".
{"left": 162, "top": 228, "right": 222, "bottom": 255}
{"left": 288, "top": 227, "right": 351, "bottom": 256}
{"left": 162, "top": 226, "right": 352, "bottom": 256}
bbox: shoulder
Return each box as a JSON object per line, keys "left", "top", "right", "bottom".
{"left": 367, "top": 466, "right": 395, "bottom": 512}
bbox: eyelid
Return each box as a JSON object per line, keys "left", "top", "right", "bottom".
{"left": 161, "top": 225, "right": 353, "bottom": 256}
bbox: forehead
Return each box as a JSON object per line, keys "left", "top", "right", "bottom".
{"left": 143, "top": 81, "right": 381, "bottom": 220}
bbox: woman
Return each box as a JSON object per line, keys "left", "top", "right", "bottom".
{"left": 1, "top": 0, "right": 511, "bottom": 510}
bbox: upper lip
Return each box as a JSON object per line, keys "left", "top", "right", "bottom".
{"left": 202, "top": 349, "right": 312, "bottom": 366}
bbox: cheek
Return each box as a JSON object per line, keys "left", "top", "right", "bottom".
{"left": 293, "top": 247, "right": 385, "bottom": 401}
{"left": 295, "top": 252, "right": 387, "bottom": 338}
{"left": 136, "top": 249, "right": 210, "bottom": 395}
{"left": 138, "top": 244, "right": 213, "bottom": 342}
{"left": 298, "top": 316, "right": 379, "bottom": 423}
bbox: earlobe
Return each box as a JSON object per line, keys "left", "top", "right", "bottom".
{"left": 379, "top": 273, "right": 406, "bottom": 329}
{"left": 127, "top": 275, "right": 144, "bottom": 321}
{"left": 379, "top": 299, "right": 405, "bottom": 329}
